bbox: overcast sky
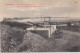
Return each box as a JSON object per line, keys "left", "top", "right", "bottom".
{"left": 0, "top": 0, "right": 80, "bottom": 21}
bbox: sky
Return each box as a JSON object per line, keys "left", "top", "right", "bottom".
{"left": 0, "top": 0, "right": 80, "bottom": 21}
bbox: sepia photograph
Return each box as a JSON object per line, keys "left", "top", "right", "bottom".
{"left": 0, "top": 0, "right": 80, "bottom": 52}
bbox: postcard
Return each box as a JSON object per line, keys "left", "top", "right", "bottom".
{"left": 0, "top": 0, "right": 80, "bottom": 52}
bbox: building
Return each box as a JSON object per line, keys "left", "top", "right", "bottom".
{"left": 27, "top": 25, "right": 56, "bottom": 38}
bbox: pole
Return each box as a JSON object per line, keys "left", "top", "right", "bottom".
{"left": 44, "top": 17, "right": 46, "bottom": 28}
{"left": 49, "top": 17, "right": 51, "bottom": 37}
